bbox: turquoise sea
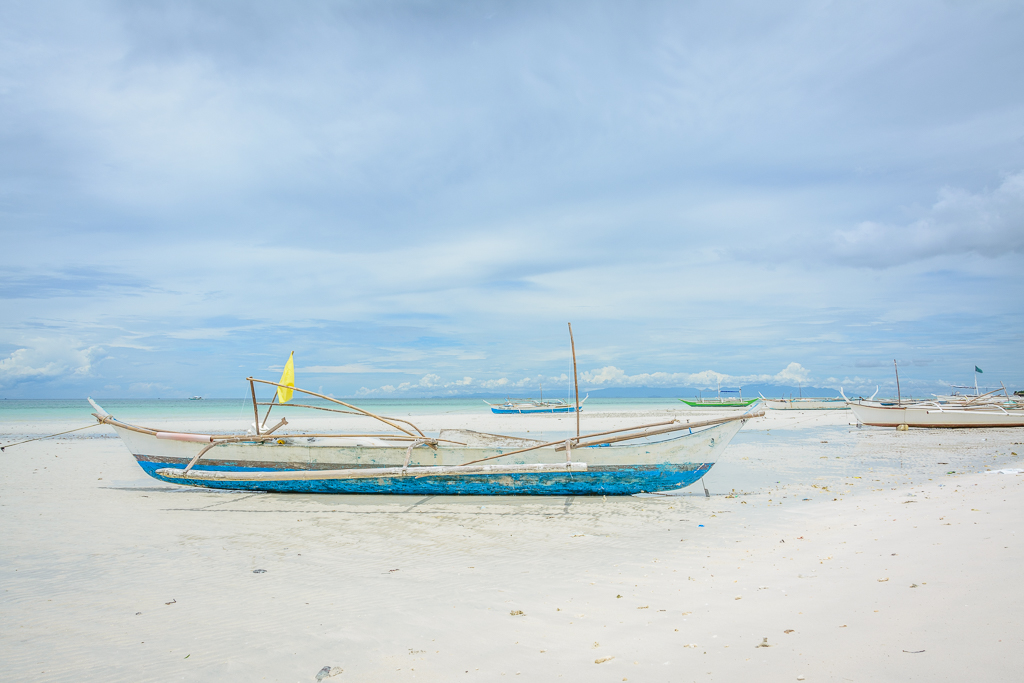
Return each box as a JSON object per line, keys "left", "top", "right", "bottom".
{"left": 0, "top": 397, "right": 687, "bottom": 423}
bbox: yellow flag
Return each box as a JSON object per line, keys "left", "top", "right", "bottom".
{"left": 277, "top": 352, "right": 294, "bottom": 403}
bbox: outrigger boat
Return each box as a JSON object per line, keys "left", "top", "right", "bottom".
{"left": 88, "top": 379, "right": 762, "bottom": 496}
{"left": 841, "top": 387, "right": 1024, "bottom": 428}
{"left": 759, "top": 396, "right": 849, "bottom": 410}
{"left": 759, "top": 387, "right": 869, "bottom": 411}
{"left": 841, "top": 362, "right": 1024, "bottom": 428}
{"left": 485, "top": 395, "right": 588, "bottom": 414}
{"left": 679, "top": 386, "right": 758, "bottom": 408}
{"left": 844, "top": 398, "right": 1024, "bottom": 428}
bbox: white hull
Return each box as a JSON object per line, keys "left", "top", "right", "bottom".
{"left": 763, "top": 398, "right": 848, "bottom": 411}
{"left": 109, "top": 418, "right": 747, "bottom": 469}
{"left": 850, "top": 403, "right": 1024, "bottom": 428}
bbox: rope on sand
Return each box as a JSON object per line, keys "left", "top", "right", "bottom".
{"left": 1, "top": 423, "right": 100, "bottom": 451}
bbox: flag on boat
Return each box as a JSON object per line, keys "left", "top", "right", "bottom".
{"left": 278, "top": 352, "right": 295, "bottom": 403}
{"left": 975, "top": 366, "right": 983, "bottom": 374}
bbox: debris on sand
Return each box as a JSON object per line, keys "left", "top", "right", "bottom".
{"left": 595, "top": 656, "right": 614, "bottom": 664}
{"left": 756, "top": 638, "right": 771, "bottom": 648}
{"left": 315, "top": 666, "right": 343, "bottom": 680}
{"left": 510, "top": 610, "right": 525, "bottom": 616}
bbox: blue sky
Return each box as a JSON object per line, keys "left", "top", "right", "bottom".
{"left": 1, "top": 0, "right": 1022, "bottom": 399}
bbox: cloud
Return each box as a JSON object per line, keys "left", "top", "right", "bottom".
{"left": 352, "top": 364, "right": 814, "bottom": 396}
{"left": 0, "top": 339, "right": 100, "bottom": 384}
{"left": 831, "top": 172, "right": 1024, "bottom": 268}
{"left": 356, "top": 373, "right": 547, "bottom": 396}
{"left": 0, "top": 267, "right": 160, "bottom": 299}
{"left": 127, "top": 382, "right": 172, "bottom": 395}
{"left": 1, "top": 3, "right": 1022, "bottom": 397}
{"left": 580, "top": 363, "right": 811, "bottom": 389}
{"left": 301, "top": 364, "right": 412, "bottom": 374}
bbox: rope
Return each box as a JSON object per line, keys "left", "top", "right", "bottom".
{"left": 1, "top": 423, "right": 100, "bottom": 451}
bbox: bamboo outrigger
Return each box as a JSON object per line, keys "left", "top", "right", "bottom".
{"left": 90, "top": 382, "right": 762, "bottom": 494}
{"left": 92, "top": 327, "right": 763, "bottom": 495}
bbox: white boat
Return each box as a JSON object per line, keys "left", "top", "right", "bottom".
{"left": 485, "top": 395, "right": 588, "bottom": 414}
{"left": 847, "top": 400, "right": 1024, "bottom": 428}
{"left": 760, "top": 395, "right": 849, "bottom": 410}
{"left": 88, "top": 380, "right": 763, "bottom": 495}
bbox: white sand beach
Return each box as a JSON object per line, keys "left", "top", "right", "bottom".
{"left": 2, "top": 408, "right": 1022, "bottom": 682}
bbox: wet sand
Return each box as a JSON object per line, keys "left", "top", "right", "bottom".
{"left": 1, "top": 409, "right": 1022, "bottom": 682}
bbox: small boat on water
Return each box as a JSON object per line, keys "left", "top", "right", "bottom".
{"left": 485, "top": 396, "right": 587, "bottom": 414}
{"left": 486, "top": 383, "right": 588, "bottom": 414}
{"left": 760, "top": 387, "right": 873, "bottom": 411}
{"left": 89, "top": 383, "right": 761, "bottom": 495}
{"left": 760, "top": 397, "right": 849, "bottom": 411}
{"left": 679, "top": 386, "right": 757, "bottom": 408}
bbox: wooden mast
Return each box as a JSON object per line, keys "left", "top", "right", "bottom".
{"left": 894, "top": 359, "right": 902, "bottom": 406}
{"left": 569, "top": 322, "right": 580, "bottom": 438}
{"left": 249, "top": 379, "right": 260, "bottom": 435}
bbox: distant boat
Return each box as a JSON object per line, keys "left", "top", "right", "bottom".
{"left": 485, "top": 383, "right": 588, "bottom": 414}
{"left": 759, "top": 385, "right": 860, "bottom": 410}
{"left": 188, "top": 396, "right": 204, "bottom": 400}
{"left": 485, "top": 396, "right": 588, "bottom": 414}
{"left": 679, "top": 385, "right": 757, "bottom": 408}
{"left": 760, "top": 397, "right": 849, "bottom": 411}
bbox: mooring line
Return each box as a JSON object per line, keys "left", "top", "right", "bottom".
{"left": 1, "top": 423, "right": 100, "bottom": 451}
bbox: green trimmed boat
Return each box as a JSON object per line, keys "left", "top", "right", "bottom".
{"left": 679, "top": 387, "right": 758, "bottom": 408}
{"left": 678, "top": 397, "right": 759, "bottom": 407}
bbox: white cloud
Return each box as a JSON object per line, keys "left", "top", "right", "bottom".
{"left": 352, "top": 364, "right": 814, "bottom": 396}
{"left": 301, "top": 364, "right": 411, "bottom": 374}
{"left": 832, "top": 172, "right": 1024, "bottom": 267}
{"left": 580, "top": 363, "right": 811, "bottom": 389}
{"left": 0, "top": 339, "right": 100, "bottom": 384}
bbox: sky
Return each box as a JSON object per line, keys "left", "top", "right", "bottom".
{"left": 1, "top": 0, "right": 1023, "bottom": 399}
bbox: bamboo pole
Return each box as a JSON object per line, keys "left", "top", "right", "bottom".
{"left": 248, "top": 378, "right": 420, "bottom": 436}
{"left": 569, "top": 322, "right": 580, "bottom": 438}
{"left": 253, "top": 402, "right": 425, "bottom": 434}
{"left": 250, "top": 379, "right": 261, "bottom": 435}
{"left": 553, "top": 418, "right": 678, "bottom": 444}
{"left": 964, "top": 388, "right": 1005, "bottom": 404}
{"left": 563, "top": 414, "right": 761, "bottom": 449}
{"left": 894, "top": 360, "right": 902, "bottom": 406}
{"left": 260, "top": 393, "right": 278, "bottom": 429}
{"left": 91, "top": 413, "right": 463, "bottom": 443}
{"left": 460, "top": 410, "right": 763, "bottom": 466}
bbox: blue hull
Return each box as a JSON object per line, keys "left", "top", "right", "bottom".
{"left": 135, "top": 458, "right": 712, "bottom": 495}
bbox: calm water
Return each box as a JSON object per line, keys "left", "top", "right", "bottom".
{"left": 0, "top": 397, "right": 688, "bottom": 423}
